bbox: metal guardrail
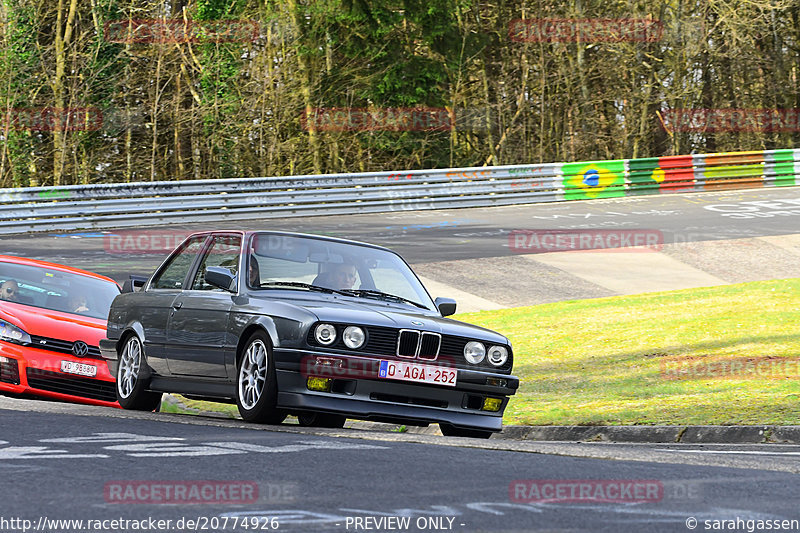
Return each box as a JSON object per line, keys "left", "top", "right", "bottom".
{"left": 0, "top": 149, "right": 797, "bottom": 235}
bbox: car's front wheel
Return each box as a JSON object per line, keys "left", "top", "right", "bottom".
{"left": 439, "top": 423, "right": 493, "bottom": 439}
{"left": 236, "top": 331, "right": 286, "bottom": 424}
{"left": 116, "top": 335, "right": 163, "bottom": 411}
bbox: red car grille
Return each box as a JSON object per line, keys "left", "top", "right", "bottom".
{"left": 29, "top": 335, "right": 101, "bottom": 358}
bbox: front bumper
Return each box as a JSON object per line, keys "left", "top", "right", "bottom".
{"left": 274, "top": 348, "right": 518, "bottom": 432}
{"left": 0, "top": 340, "right": 119, "bottom": 407}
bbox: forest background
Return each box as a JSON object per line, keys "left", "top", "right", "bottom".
{"left": 0, "top": 0, "right": 797, "bottom": 187}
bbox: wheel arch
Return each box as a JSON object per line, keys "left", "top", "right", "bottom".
{"left": 117, "top": 321, "right": 146, "bottom": 352}
{"left": 235, "top": 316, "right": 279, "bottom": 364}
{"left": 116, "top": 322, "right": 153, "bottom": 380}
{"left": 233, "top": 316, "right": 286, "bottom": 424}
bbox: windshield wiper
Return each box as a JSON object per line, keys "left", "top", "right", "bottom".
{"left": 260, "top": 283, "right": 428, "bottom": 309}
{"left": 260, "top": 281, "right": 350, "bottom": 296}
{"left": 340, "top": 289, "right": 428, "bottom": 309}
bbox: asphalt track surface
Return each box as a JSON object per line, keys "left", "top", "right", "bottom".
{"left": 2, "top": 397, "right": 800, "bottom": 533}
{"left": 3, "top": 186, "right": 800, "bottom": 280}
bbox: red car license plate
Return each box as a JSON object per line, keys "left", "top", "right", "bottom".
{"left": 60, "top": 360, "right": 97, "bottom": 378}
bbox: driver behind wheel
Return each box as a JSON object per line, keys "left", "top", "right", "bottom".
{"left": 314, "top": 263, "right": 357, "bottom": 290}
{"left": 0, "top": 279, "right": 19, "bottom": 302}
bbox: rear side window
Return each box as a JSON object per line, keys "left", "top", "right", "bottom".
{"left": 150, "top": 236, "right": 207, "bottom": 290}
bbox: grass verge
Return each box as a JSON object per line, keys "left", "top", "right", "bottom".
{"left": 460, "top": 277, "right": 800, "bottom": 426}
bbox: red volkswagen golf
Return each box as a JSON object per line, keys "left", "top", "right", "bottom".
{"left": 0, "top": 255, "right": 121, "bottom": 407}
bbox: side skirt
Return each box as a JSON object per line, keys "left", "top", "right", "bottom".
{"left": 148, "top": 376, "right": 236, "bottom": 401}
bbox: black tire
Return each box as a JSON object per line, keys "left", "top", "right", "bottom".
{"left": 115, "top": 334, "right": 163, "bottom": 411}
{"left": 439, "top": 423, "right": 493, "bottom": 439}
{"left": 236, "top": 330, "right": 286, "bottom": 424}
{"left": 297, "top": 411, "right": 347, "bottom": 428}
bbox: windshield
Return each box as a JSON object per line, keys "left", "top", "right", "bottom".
{"left": 247, "top": 233, "right": 434, "bottom": 310}
{"left": 0, "top": 261, "right": 120, "bottom": 320}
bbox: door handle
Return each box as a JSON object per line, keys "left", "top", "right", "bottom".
{"left": 172, "top": 301, "right": 183, "bottom": 310}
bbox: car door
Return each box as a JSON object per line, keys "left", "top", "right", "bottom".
{"left": 141, "top": 235, "right": 210, "bottom": 375}
{"left": 164, "top": 233, "right": 242, "bottom": 378}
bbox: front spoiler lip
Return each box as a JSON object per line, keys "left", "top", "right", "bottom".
{"left": 276, "top": 386, "right": 503, "bottom": 432}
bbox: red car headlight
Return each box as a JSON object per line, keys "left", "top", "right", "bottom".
{"left": 0, "top": 320, "right": 31, "bottom": 345}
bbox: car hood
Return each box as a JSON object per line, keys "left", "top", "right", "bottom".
{"left": 0, "top": 302, "right": 107, "bottom": 344}
{"left": 261, "top": 294, "right": 509, "bottom": 345}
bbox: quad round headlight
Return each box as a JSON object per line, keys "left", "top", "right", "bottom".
{"left": 314, "top": 323, "right": 337, "bottom": 345}
{"left": 464, "top": 341, "right": 486, "bottom": 364}
{"left": 487, "top": 345, "right": 509, "bottom": 367}
{"left": 342, "top": 326, "right": 365, "bottom": 349}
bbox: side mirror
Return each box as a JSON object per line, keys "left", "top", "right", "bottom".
{"left": 434, "top": 297, "right": 457, "bottom": 317}
{"left": 121, "top": 275, "right": 148, "bottom": 293}
{"left": 205, "top": 266, "right": 236, "bottom": 292}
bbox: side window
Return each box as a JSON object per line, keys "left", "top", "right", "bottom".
{"left": 191, "top": 235, "right": 242, "bottom": 291}
{"left": 150, "top": 236, "right": 207, "bottom": 290}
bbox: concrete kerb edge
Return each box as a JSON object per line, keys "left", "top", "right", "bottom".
{"left": 487, "top": 424, "right": 800, "bottom": 444}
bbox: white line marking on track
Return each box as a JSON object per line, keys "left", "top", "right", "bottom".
{"left": 0, "top": 447, "right": 109, "bottom": 459}
{"left": 40, "top": 432, "right": 183, "bottom": 444}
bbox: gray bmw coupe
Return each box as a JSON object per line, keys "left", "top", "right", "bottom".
{"left": 100, "top": 231, "right": 518, "bottom": 437}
